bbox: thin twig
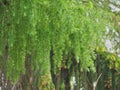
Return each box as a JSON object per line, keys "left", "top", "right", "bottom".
{"left": 93, "top": 73, "right": 102, "bottom": 90}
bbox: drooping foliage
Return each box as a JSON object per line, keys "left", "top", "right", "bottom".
{"left": 0, "top": 0, "right": 115, "bottom": 89}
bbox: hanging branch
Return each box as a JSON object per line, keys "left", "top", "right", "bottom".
{"left": 93, "top": 73, "right": 102, "bottom": 90}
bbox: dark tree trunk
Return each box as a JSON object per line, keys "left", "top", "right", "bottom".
{"left": 87, "top": 72, "right": 93, "bottom": 90}
{"left": 74, "top": 65, "right": 80, "bottom": 90}
{"left": 103, "top": 60, "right": 111, "bottom": 90}
{"left": 95, "top": 54, "right": 104, "bottom": 90}
{"left": 61, "top": 68, "right": 71, "bottom": 90}
{"left": 111, "top": 69, "right": 116, "bottom": 90}
{"left": 21, "top": 53, "right": 34, "bottom": 90}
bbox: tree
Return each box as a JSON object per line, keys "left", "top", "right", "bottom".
{"left": 0, "top": 0, "right": 115, "bottom": 90}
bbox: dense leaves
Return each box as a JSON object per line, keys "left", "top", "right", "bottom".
{"left": 0, "top": 0, "right": 117, "bottom": 90}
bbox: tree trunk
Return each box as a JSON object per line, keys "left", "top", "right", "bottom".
{"left": 111, "top": 69, "right": 116, "bottom": 90}
{"left": 62, "top": 68, "right": 71, "bottom": 90}
{"left": 87, "top": 72, "right": 93, "bottom": 90}
{"left": 74, "top": 65, "right": 80, "bottom": 90}
{"left": 20, "top": 53, "right": 33, "bottom": 90}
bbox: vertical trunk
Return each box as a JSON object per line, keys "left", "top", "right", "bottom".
{"left": 103, "top": 60, "right": 111, "bottom": 90}
{"left": 96, "top": 54, "right": 104, "bottom": 90}
{"left": 111, "top": 69, "right": 116, "bottom": 90}
{"left": 74, "top": 65, "right": 80, "bottom": 90}
{"left": 87, "top": 72, "right": 93, "bottom": 90}
{"left": 21, "top": 53, "right": 33, "bottom": 90}
{"left": 62, "top": 68, "right": 71, "bottom": 90}
{"left": 51, "top": 69, "right": 61, "bottom": 90}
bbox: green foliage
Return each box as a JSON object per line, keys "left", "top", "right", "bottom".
{"left": 0, "top": 0, "right": 115, "bottom": 83}
{"left": 96, "top": 49, "right": 120, "bottom": 72}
